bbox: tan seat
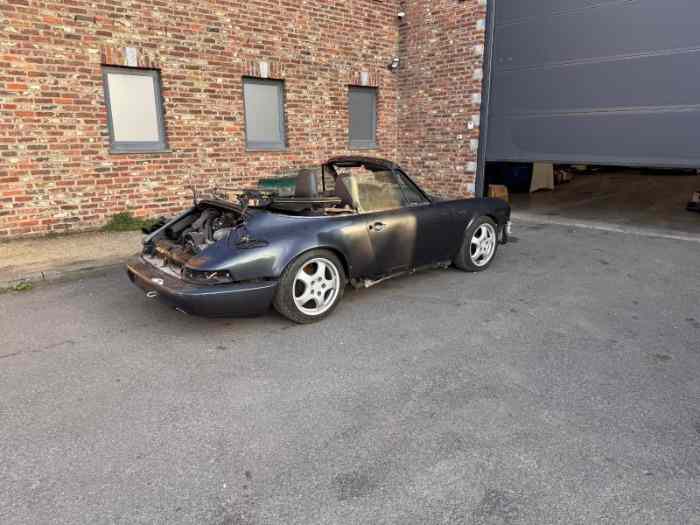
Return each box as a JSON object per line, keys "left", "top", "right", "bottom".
{"left": 336, "top": 171, "right": 403, "bottom": 212}
{"left": 358, "top": 182, "right": 402, "bottom": 212}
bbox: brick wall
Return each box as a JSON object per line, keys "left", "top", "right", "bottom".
{"left": 0, "top": 0, "right": 487, "bottom": 239}
{"left": 397, "top": 0, "right": 486, "bottom": 197}
{"left": 0, "top": 0, "right": 403, "bottom": 238}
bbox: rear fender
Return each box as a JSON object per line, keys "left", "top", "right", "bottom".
{"left": 187, "top": 215, "right": 370, "bottom": 281}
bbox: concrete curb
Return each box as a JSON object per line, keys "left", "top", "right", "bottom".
{"left": 0, "top": 257, "right": 134, "bottom": 292}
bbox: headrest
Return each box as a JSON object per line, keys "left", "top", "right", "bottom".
{"left": 295, "top": 169, "right": 319, "bottom": 198}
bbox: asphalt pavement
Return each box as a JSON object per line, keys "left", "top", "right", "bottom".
{"left": 1, "top": 223, "right": 699, "bottom": 524}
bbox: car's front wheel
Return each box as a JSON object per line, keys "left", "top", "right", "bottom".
{"left": 273, "top": 249, "right": 346, "bottom": 323}
{"left": 453, "top": 216, "right": 499, "bottom": 272}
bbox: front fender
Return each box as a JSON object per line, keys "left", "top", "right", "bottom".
{"left": 463, "top": 198, "right": 510, "bottom": 230}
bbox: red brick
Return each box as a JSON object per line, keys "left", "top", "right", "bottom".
{"left": 2, "top": 0, "right": 487, "bottom": 238}
{"left": 6, "top": 83, "right": 28, "bottom": 92}
{"left": 398, "top": 0, "right": 485, "bottom": 198}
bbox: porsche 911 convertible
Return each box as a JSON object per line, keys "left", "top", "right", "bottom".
{"left": 126, "top": 157, "right": 511, "bottom": 323}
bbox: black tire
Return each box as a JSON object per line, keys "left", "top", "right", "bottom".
{"left": 453, "top": 216, "right": 499, "bottom": 272}
{"left": 273, "top": 249, "right": 346, "bottom": 324}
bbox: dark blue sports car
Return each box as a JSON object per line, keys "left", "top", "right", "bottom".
{"left": 127, "top": 157, "right": 511, "bottom": 323}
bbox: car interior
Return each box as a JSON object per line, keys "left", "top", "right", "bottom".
{"left": 246, "top": 160, "right": 428, "bottom": 216}
{"left": 335, "top": 169, "right": 404, "bottom": 212}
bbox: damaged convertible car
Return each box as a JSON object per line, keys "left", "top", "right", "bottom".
{"left": 127, "top": 157, "right": 511, "bottom": 323}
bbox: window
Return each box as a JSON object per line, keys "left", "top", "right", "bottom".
{"left": 348, "top": 87, "right": 377, "bottom": 149}
{"left": 395, "top": 171, "right": 430, "bottom": 206}
{"left": 102, "top": 66, "right": 168, "bottom": 153}
{"left": 337, "top": 167, "right": 403, "bottom": 212}
{"left": 243, "top": 78, "right": 286, "bottom": 150}
{"left": 335, "top": 167, "right": 429, "bottom": 212}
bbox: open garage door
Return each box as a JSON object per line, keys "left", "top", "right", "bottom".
{"left": 486, "top": 1, "right": 700, "bottom": 168}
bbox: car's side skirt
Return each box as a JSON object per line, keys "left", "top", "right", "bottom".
{"left": 349, "top": 260, "right": 452, "bottom": 289}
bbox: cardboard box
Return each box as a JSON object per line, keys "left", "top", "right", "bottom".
{"left": 488, "top": 184, "right": 509, "bottom": 203}
{"left": 531, "top": 162, "right": 555, "bottom": 192}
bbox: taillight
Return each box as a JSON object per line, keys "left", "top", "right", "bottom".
{"left": 183, "top": 268, "right": 234, "bottom": 285}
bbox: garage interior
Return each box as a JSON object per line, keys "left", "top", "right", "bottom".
{"left": 482, "top": 1, "right": 700, "bottom": 237}
{"left": 503, "top": 166, "right": 700, "bottom": 236}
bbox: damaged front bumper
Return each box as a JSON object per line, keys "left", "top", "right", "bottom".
{"left": 126, "top": 257, "right": 278, "bottom": 317}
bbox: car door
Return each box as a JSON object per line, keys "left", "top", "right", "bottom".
{"left": 364, "top": 207, "right": 416, "bottom": 276}
{"left": 346, "top": 169, "right": 416, "bottom": 277}
{"left": 393, "top": 170, "right": 457, "bottom": 267}
{"left": 409, "top": 202, "right": 454, "bottom": 266}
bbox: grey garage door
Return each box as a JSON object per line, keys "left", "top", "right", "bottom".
{"left": 486, "top": 1, "right": 700, "bottom": 168}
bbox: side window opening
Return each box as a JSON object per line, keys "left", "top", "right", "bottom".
{"left": 395, "top": 172, "right": 429, "bottom": 207}
{"left": 334, "top": 167, "right": 403, "bottom": 212}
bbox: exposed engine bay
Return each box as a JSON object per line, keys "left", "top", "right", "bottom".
{"left": 142, "top": 192, "right": 353, "bottom": 279}
{"left": 144, "top": 203, "right": 245, "bottom": 272}
{"left": 172, "top": 206, "right": 242, "bottom": 253}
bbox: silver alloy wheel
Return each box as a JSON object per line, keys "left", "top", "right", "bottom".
{"left": 292, "top": 257, "right": 341, "bottom": 316}
{"left": 469, "top": 223, "right": 497, "bottom": 267}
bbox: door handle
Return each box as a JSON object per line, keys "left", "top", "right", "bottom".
{"left": 370, "top": 222, "right": 386, "bottom": 233}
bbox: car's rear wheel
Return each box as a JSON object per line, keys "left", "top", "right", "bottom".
{"left": 453, "top": 216, "right": 499, "bottom": 272}
{"left": 273, "top": 249, "right": 346, "bottom": 323}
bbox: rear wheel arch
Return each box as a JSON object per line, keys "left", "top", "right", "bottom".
{"left": 316, "top": 246, "right": 350, "bottom": 281}
{"left": 279, "top": 245, "right": 350, "bottom": 282}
